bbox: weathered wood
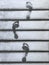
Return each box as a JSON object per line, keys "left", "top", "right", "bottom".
{"left": 0, "top": 53, "right": 48, "bottom": 61}
{"left": 0, "top": 11, "right": 49, "bottom": 19}
{"left": 0, "top": 21, "right": 49, "bottom": 29}
{"left": 0, "top": 0, "right": 49, "bottom": 9}
{"left": 0, "top": 42, "right": 48, "bottom": 50}
{"left": 0, "top": 31, "right": 49, "bottom": 40}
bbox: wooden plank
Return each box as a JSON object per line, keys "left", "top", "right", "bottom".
{"left": 0, "top": 53, "right": 48, "bottom": 61}
{"left": 0, "top": 0, "right": 49, "bottom": 9}
{"left": 0, "top": 42, "right": 48, "bottom": 50}
{"left": 0, "top": 21, "right": 49, "bottom": 29}
{"left": 0, "top": 31, "right": 49, "bottom": 40}
{"left": 0, "top": 11, "right": 49, "bottom": 19}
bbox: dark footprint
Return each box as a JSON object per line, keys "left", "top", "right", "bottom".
{"left": 22, "top": 57, "right": 26, "bottom": 62}
{"left": 14, "top": 33, "right": 18, "bottom": 39}
{"left": 12, "top": 20, "right": 19, "bottom": 39}
{"left": 22, "top": 43, "right": 29, "bottom": 62}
